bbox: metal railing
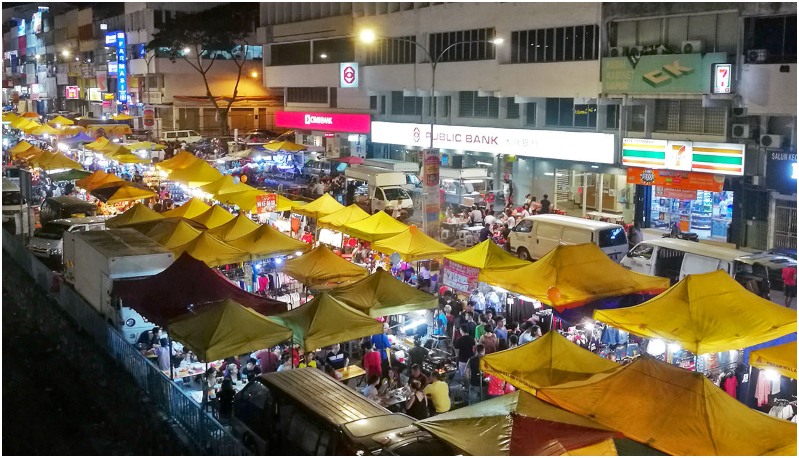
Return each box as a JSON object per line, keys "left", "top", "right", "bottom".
{"left": 2, "top": 229, "right": 250, "bottom": 456}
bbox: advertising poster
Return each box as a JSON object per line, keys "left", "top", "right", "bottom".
{"left": 441, "top": 259, "right": 480, "bottom": 292}
{"left": 423, "top": 148, "right": 441, "bottom": 237}
{"left": 626, "top": 167, "right": 725, "bottom": 192}
{"left": 96, "top": 71, "right": 107, "bottom": 91}
{"left": 255, "top": 193, "right": 277, "bottom": 213}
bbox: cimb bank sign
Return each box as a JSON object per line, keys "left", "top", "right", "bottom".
{"left": 275, "top": 111, "right": 371, "bottom": 134}
{"left": 371, "top": 121, "right": 615, "bottom": 164}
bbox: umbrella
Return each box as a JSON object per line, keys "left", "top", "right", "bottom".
{"left": 262, "top": 140, "right": 307, "bottom": 152}
{"left": 90, "top": 181, "right": 157, "bottom": 204}
{"left": 46, "top": 169, "right": 93, "bottom": 182}
{"left": 47, "top": 115, "right": 74, "bottom": 126}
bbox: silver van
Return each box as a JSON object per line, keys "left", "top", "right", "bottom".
{"left": 509, "top": 214, "right": 629, "bottom": 262}
{"left": 160, "top": 130, "right": 203, "bottom": 144}
{"left": 28, "top": 216, "right": 109, "bottom": 264}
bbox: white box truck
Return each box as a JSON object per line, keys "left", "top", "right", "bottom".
{"left": 440, "top": 167, "right": 493, "bottom": 209}
{"left": 63, "top": 228, "right": 175, "bottom": 344}
{"left": 362, "top": 158, "right": 422, "bottom": 191}
{"left": 345, "top": 165, "right": 414, "bottom": 217}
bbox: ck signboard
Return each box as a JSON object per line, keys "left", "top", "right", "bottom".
{"left": 339, "top": 62, "right": 358, "bottom": 88}
{"left": 602, "top": 52, "right": 729, "bottom": 95}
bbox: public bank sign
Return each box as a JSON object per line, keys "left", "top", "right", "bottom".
{"left": 602, "top": 52, "right": 729, "bottom": 94}
{"left": 371, "top": 121, "right": 615, "bottom": 164}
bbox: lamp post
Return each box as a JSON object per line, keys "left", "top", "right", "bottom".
{"left": 360, "top": 30, "right": 502, "bottom": 236}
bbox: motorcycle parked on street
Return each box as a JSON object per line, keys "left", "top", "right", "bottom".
{"left": 661, "top": 222, "right": 699, "bottom": 242}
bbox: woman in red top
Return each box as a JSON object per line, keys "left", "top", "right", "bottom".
{"left": 362, "top": 342, "right": 382, "bottom": 380}
{"left": 782, "top": 266, "right": 796, "bottom": 308}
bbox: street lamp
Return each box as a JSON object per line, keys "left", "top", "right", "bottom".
{"left": 360, "top": 30, "right": 503, "bottom": 234}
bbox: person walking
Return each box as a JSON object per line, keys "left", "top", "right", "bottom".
{"left": 465, "top": 344, "right": 487, "bottom": 405}
{"left": 782, "top": 265, "right": 796, "bottom": 308}
{"left": 540, "top": 194, "right": 551, "bottom": 214}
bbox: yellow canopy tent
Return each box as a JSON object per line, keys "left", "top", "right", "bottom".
{"left": 126, "top": 141, "right": 166, "bottom": 151}
{"left": 58, "top": 126, "right": 86, "bottom": 136}
{"left": 14, "top": 147, "right": 47, "bottom": 164}
{"left": 76, "top": 170, "right": 109, "bottom": 189}
{"left": 171, "top": 232, "right": 250, "bottom": 267}
{"left": 228, "top": 223, "right": 311, "bottom": 261}
{"left": 9, "top": 140, "right": 34, "bottom": 155}
{"left": 749, "top": 341, "right": 797, "bottom": 380}
{"left": 111, "top": 113, "right": 134, "bottom": 121}
{"left": 19, "top": 120, "right": 43, "bottom": 133}
{"left": 479, "top": 244, "right": 669, "bottom": 311}
{"left": 282, "top": 244, "right": 369, "bottom": 288}
{"left": 190, "top": 204, "right": 235, "bottom": 229}
{"left": 480, "top": 331, "right": 620, "bottom": 395}
{"left": 221, "top": 190, "right": 297, "bottom": 214}
{"left": 145, "top": 219, "right": 204, "bottom": 249}
{"left": 291, "top": 193, "right": 345, "bottom": 219}
{"left": 317, "top": 204, "right": 370, "bottom": 230}
{"left": 76, "top": 171, "right": 125, "bottom": 191}
{"left": 102, "top": 144, "right": 150, "bottom": 164}
{"left": 167, "top": 298, "right": 292, "bottom": 362}
{"left": 196, "top": 175, "right": 239, "bottom": 196}
{"left": 267, "top": 292, "right": 382, "bottom": 352}
{"left": 28, "top": 150, "right": 58, "bottom": 168}
{"left": 535, "top": 356, "right": 797, "bottom": 456}
{"left": 47, "top": 115, "right": 74, "bottom": 126}
{"left": 593, "top": 270, "right": 797, "bottom": 355}
{"left": 90, "top": 182, "right": 157, "bottom": 205}
{"left": 156, "top": 150, "right": 199, "bottom": 172}
{"left": 2, "top": 112, "right": 20, "bottom": 122}
{"left": 161, "top": 197, "right": 212, "bottom": 219}
{"left": 167, "top": 158, "right": 223, "bottom": 187}
{"left": 213, "top": 182, "right": 259, "bottom": 199}
{"left": 206, "top": 213, "right": 260, "bottom": 242}
{"left": 444, "top": 239, "right": 530, "bottom": 270}
{"left": 341, "top": 210, "right": 409, "bottom": 243}
{"left": 83, "top": 136, "right": 112, "bottom": 151}
{"left": 29, "top": 124, "right": 61, "bottom": 136}
{"left": 37, "top": 152, "right": 84, "bottom": 171}
{"left": 417, "top": 391, "right": 621, "bottom": 456}
{"left": 263, "top": 140, "right": 307, "bottom": 152}
{"left": 329, "top": 268, "right": 438, "bottom": 317}
{"left": 106, "top": 203, "right": 165, "bottom": 228}
{"left": 21, "top": 111, "right": 41, "bottom": 118}
{"left": 372, "top": 225, "right": 456, "bottom": 262}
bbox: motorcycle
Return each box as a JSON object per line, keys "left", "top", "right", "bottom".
{"left": 661, "top": 223, "right": 699, "bottom": 242}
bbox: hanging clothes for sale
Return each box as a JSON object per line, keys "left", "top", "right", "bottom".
{"left": 755, "top": 369, "right": 772, "bottom": 407}
{"left": 722, "top": 373, "right": 738, "bottom": 398}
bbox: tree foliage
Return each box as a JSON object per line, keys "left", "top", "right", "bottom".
{"left": 146, "top": 4, "right": 259, "bottom": 135}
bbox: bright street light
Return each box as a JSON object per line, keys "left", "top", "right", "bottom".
{"left": 250, "top": 71, "right": 259, "bottom": 78}
{"left": 359, "top": 29, "right": 377, "bottom": 44}
{"left": 61, "top": 50, "right": 70, "bottom": 57}
{"left": 182, "top": 47, "right": 191, "bottom": 54}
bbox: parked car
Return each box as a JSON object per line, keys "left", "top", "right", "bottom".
{"left": 240, "top": 129, "right": 281, "bottom": 145}
{"left": 27, "top": 216, "right": 109, "bottom": 266}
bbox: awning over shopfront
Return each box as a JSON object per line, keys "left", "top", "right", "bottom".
{"left": 292, "top": 193, "right": 345, "bottom": 219}
{"left": 190, "top": 204, "right": 235, "bottom": 229}
{"left": 282, "top": 245, "right": 369, "bottom": 288}
{"left": 444, "top": 239, "right": 529, "bottom": 271}
{"left": 167, "top": 158, "right": 223, "bottom": 187}
{"left": 106, "top": 203, "right": 165, "bottom": 228}
{"left": 480, "top": 331, "right": 619, "bottom": 395}
{"left": 341, "top": 210, "right": 409, "bottom": 243}
{"left": 535, "top": 356, "right": 797, "bottom": 456}
{"left": 161, "top": 197, "right": 212, "bottom": 219}
{"left": 372, "top": 226, "right": 457, "bottom": 262}
{"left": 593, "top": 270, "right": 797, "bottom": 354}
{"left": 417, "top": 391, "right": 620, "bottom": 456}
{"left": 171, "top": 232, "right": 250, "bottom": 267}
{"left": 317, "top": 204, "right": 370, "bottom": 231}
{"left": 228, "top": 223, "right": 311, "bottom": 261}
{"left": 268, "top": 292, "right": 382, "bottom": 352}
{"left": 479, "top": 244, "right": 669, "bottom": 311}
{"left": 749, "top": 340, "right": 797, "bottom": 380}
{"left": 329, "top": 268, "right": 438, "bottom": 317}
{"left": 145, "top": 219, "right": 204, "bottom": 249}
{"left": 205, "top": 213, "right": 260, "bottom": 242}
{"left": 113, "top": 253, "right": 288, "bottom": 328}
{"left": 167, "top": 298, "right": 292, "bottom": 362}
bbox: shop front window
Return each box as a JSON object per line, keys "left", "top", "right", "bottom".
{"left": 649, "top": 188, "right": 734, "bottom": 239}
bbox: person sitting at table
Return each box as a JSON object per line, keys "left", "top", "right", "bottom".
{"left": 224, "top": 362, "right": 244, "bottom": 382}
{"left": 423, "top": 371, "right": 451, "bottom": 415}
{"left": 299, "top": 351, "right": 318, "bottom": 369}
{"left": 241, "top": 357, "right": 262, "bottom": 382}
{"left": 408, "top": 364, "right": 430, "bottom": 390}
{"left": 216, "top": 378, "right": 236, "bottom": 421}
{"left": 203, "top": 367, "right": 220, "bottom": 403}
{"left": 379, "top": 366, "right": 403, "bottom": 395}
{"left": 361, "top": 374, "right": 381, "bottom": 400}
{"left": 136, "top": 329, "right": 155, "bottom": 351}
{"left": 324, "top": 363, "right": 343, "bottom": 382}
{"left": 405, "top": 380, "right": 430, "bottom": 420}
{"left": 325, "top": 343, "right": 349, "bottom": 371}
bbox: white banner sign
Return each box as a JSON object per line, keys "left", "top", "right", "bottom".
{"left": 371, "top": 122, "right": 615, "bottom": 164}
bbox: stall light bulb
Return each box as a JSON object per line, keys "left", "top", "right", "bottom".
{"left": 294, "top": 251, "right": 303, "bottom": 256}
{"left": 583, "top": 321, "right": 594, "bottom": 331}
{"left": 764, "top": 369, "right": 781, "bottom": 381}
{"left": 646, "top": 339, "right": 666, "bottom": 356}
{"left": 667, "top": 343, "right": 681, "bottom": 353}
{"left": 274, "top": 257, "right": 283, "bottom": 265}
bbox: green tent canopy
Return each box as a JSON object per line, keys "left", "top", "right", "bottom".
{"left": 329, "top": 268, "right": 438, "bottom": 317}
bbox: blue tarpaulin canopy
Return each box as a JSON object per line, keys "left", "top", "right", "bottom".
{"left": 62, "top": 131, "right": 96, "bottom": 146}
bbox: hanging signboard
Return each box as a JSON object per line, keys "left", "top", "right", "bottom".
{"left": 115, "top": 31, "right": 128, "bottom": 103}
{"left": 65, "top": 86, "right": 80, "bottom": 99}
{"left": 339, "top": 62, "right": 359, "bottom": 88}
{"left": 622, "top": 138, "right": 744, "bottom": 176}
{"left": 255, "top": 193, "right": 277, "bottom": 213}
{"left": 601, "top": 52, "right": 729, "bottom": 95}
{"left": 626, "top": 167, "right": 725, "bottom": 192}
{"left": 711, "top": 63, "right": 733, "bottom": 94}
{"left": 441, "top": 259, "right": 480, "bottom": 292}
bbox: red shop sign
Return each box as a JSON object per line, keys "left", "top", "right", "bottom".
{"left": 275, "top": 111, "right": 371, "bottom": 134}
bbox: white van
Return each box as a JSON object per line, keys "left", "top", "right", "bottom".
{"left": 160, "top": 130, "right": 203, "bottom": 144}
{"left": 28, "top": 216, "right": 109, "bottom": 264}
{"left": 620, "top": 238, "right": 751, "bottom": 285}
{"left": 509, "top": 214, "right": 629, "bottom": 262}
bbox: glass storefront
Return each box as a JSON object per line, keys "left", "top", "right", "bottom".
{"left": 649, "top": 188, "right": 734, "bottom": 239}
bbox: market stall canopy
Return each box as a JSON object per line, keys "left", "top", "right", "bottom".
{"left": 171, "top": 232, "right": 250, "bottom": 266}
{"left": 167, "top": 298, "right": 292, "bottom": 362}
{"left": 145, "top": 219, "right": 204, "bottom": 249}
{"left": 190, "top": 204, "right": 235, "bottom": 229}
{"left": 341, "top": 210, "right": 409, "bottom": 243}
{"left": 29, "top": 124, "right": 61, "bottom": 136}
{"left": 480, "top": 331, "right": 620, "bottom": 395}
{"left": 593, "top": 270, "right": 797, "bottom": 355}
{"left": 748, "top": 340, "right": 797, "bottom": 380}
{"left": 479, "top": 244, "right": 669, "bottom": 311}
{"left": 197, "top": 175, "right": 239, "bottom": 196}
{"left": 161, "top": 197, "right": 212, "bottom": 219}
{"left": 76, "top": 171, "right": 125, "bottom": 191}
{"left": 46, "top": 168, "right": 93, "bottom": 182}
{"left": 282, "top": 244, "right": 369, "bottom": 288}
{"left": 14, "top": 147, "right": 47, "bottom": 164}
{"left": 219, "top": 189, "right": 298, "bottom": 214}
{"left": 8, "top": 140, "right": 34, "bottom": 155}
{"left": 111, "top": 113, "right": 133, "bottom": 121}
{"left": 417, "top": 390, "right": 620, "bottom": 456}
{"left": 316, "top": 204, "right": 370, "bottom": 231}
{"left": 106, "top": 203, "right": 165, "bottom": 228}
{"left": 21, "top": 111, "right": 41, "bottom": 118}
{"left": 113, "top": 253, "right": 288, "bottom": 329}
{"left": 262, "top": 140, "right": 307, "bottom": 152}
{"left": 329, "top": 268, "right": 438, "bottom": 317}
{"left": 38, "top": 152, "right": 84, "bottom": 171}
{"left": 167, "top": 158, "right": 223, "bottom": 187}
{"left": 2, "top": 112, "right": 20, "bottom": 122}
{"left": 205, "top": 213, "right": 259, "bottom": 242}
{"left": 213, "top": 181, "right": 258, "bottom": 199}
{"left": 291, "top": 193, "right": 345, "bottom": 219}
{"left": 102, "top": 144, "right": 150, "bottom": 164}
{"left": 535, "top": 355, "right": 797, "bottom": 456}
{"left": 11, "top": 119, "right": 39, "bottom": 132}
{"left": 228, "top": 223, "right": 311, "bottom": 261}
{"left": 372, "top": 225, "right": 456, "bottom": 262}
{"left": 126, "top": 141, "right": 166, "bottom": 151}
{"left": 58, "top": 126, "right": 86, "bottom": 136}
{"left": 90, "top": 181, "right": 156, "bottom": 204}
{"left": 60, "top": 131, "right": 96, "bottom": 147}
{"left": 47, "top": 115, "right": 74, "bottom": 126}
{"left": 83, "top": 136, "right": 113, "bottom": 151}
{"left": 156, "top": 150, "right": 199, "bottom": 172}
{"left": 268, "top": 292, "right": 382, "bottom": 352}
{"left": 444, "top": 239, "right": 530, "bottom": 271}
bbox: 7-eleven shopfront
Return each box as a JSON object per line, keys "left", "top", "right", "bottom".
{"left": 623, "top": 138, "right": 745, "bottom": 241}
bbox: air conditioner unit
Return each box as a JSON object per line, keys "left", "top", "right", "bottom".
{"left": 681, "top": 40, "right": 703, "bottom": 54}
{"left": 731, "top": 107, "right": 748, "bottom": 117}
{"left": 628, "top": 46, "right": 645, "bottom": 59}
{"left": 760, "top": 134, "right": 783, "bottom": 148}
{"left": 609, "top": 46, "right": 627, "bottom": 58}
{"left": 746, "top": 49, "right": 768, "bottom": 64}
{"left": 731, "top": 124, "right": 751, "bottom": 139}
